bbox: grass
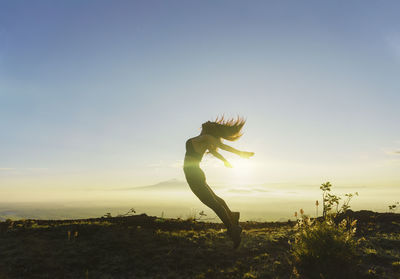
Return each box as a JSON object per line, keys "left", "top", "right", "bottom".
{"left": 0, "top": 211, "right": 399, "bottom": 278}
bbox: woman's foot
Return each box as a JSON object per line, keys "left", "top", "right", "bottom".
{"left": 230, "top": 225, "right": 242, "bottom": 249}
{"left": 231, "top": 211, "right": 240, "bottom": 226}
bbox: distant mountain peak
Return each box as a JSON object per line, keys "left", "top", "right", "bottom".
{"left": 119, "top": 179, "right": 187, "bottom": 191}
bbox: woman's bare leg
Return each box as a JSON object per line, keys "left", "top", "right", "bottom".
{"left": 189, "top": 183, "right": 234, "bottom": 230}
{"left": 189, "top": 182, "right": 242, "bottom": 248}
{"left": 206, "top": 184, "right": 239, "bottom": 224}
{"left": 214, "top": 194, "right": 232, "bottom": 216}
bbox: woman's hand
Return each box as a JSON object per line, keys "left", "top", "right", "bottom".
{"left": 240, "top": 151, "right": 255, "bottom": 159}
{"left": 224, "top": 161, "right": 233, "bottom": 168}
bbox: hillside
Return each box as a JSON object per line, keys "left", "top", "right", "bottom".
{"left": 0, "top": 210, "right": 399, "bottom": 279}
{"left": 118, "top": 179, "right": 188, "bottom": 191}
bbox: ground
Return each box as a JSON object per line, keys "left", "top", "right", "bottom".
{"left": 0, "top": 211, "right": 399, "bottom": 279}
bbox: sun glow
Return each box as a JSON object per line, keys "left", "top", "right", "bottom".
{"left": 226, "top": 157, "right": 258, "bottom": 186}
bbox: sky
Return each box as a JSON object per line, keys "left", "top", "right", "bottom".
{"left": 1, "top": 1, "right": 400, "bottom": 207}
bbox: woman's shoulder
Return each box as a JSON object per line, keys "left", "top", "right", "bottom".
{"left": 188, "top": 134, "right": 220, "bottom": 143}
{"left": 187, "top": 134, "right": 212, "bottom": 143}
{"left": 200, "top": 134, "right": 221, "bottom": 144}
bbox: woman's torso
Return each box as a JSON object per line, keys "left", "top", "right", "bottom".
{"left": 184, "top": 138, "right": 204, "bottom": 165}
{"left": 184, "top": 135, "right": 217, "bottom": 166}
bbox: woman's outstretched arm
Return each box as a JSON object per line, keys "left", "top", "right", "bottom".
{"left": 218, "top": 142, "right": 255, "bottom": 158}
{"left": 209, "top": 150, "right": 233, "bottom": 168}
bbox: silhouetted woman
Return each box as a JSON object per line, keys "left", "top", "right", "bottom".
{"left": 183, "top": 116, "right": 254, "bottom": 249}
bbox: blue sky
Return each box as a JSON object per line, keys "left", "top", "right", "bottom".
{"left": 1, "top": 1, "right": 400, "bottom": 198}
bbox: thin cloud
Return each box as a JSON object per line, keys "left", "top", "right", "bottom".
{"left": 147, "top": 160, "right": 183, "bottom": 169}
{"left": 25, "top": 168, "right": 49, "bottom": 171}
{"left": 383, "top": 149, "right": 400, "bottom": 155}
{"left": 0, "top": 168, "right": 49, "bottom": 171}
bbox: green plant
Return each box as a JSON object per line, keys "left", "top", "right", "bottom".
{"left": 320, "top": 181, "right": 358, "bottom": 217}
{"left": 185, "top": 209, "right": 215, "bottom": 221}
{"left": 102, "top": 208, "right": 136, "bottom": 218}
{"left": 292, "top": 212, "right": 359, "bottom": 279}
{"left": 185, "top": 209, "right": 198, "bottom": 221}
{"left": 388, "top": 202, "right": 399, "bottom": 212}
{"left": 116, "top": 208, "right": 136, "bottom": 217}
{"left": 291, "top": 182, "right": 360, "bottom": 278}
{"left": 102, "top": 212, "right": 112, "bottom": 218}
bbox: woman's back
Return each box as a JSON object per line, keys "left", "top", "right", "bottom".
{"left": 185, "top": 135, "right": 217, "bottom": 162}
{"left": 185, "top": 137, "right": 204, "bottom": 162}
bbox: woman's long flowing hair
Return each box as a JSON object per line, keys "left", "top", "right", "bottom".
{"left": 201, "top": 115, "right": 246, "bottom": 141}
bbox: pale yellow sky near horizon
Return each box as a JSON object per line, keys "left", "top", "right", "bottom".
{"left": 1, "top": 150, "right": 399, "bottom": 205}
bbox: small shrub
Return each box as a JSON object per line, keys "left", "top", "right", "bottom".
{"left": 388, "top": 202, "right": 399, "bottom": 212}
{"left": 103, "top": 213, "right": 112, "bottom": 218}
{"left": 185, "top": 209, "right": 209, "bottom": 221}
{"left": 291, "top": 182, "right": 360, "bottom": 279}
{"left": 116, "top": 208, "right": 136, "bottom": 217}
{"left": 291, "top": 214, "right": 359, "bottom": 278}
